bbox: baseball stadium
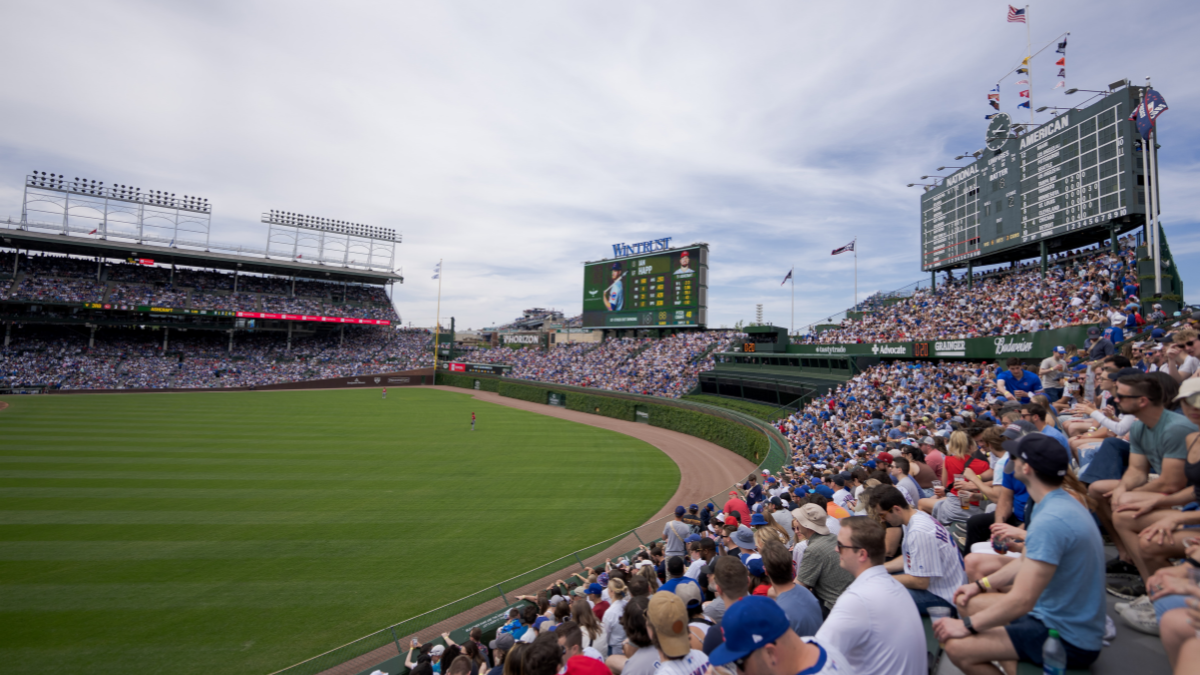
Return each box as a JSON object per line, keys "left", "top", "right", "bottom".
{"left": 2, "top": 5, "right": 1199, "bottom": 675}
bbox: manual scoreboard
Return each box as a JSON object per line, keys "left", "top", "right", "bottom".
{"left": 582, "top": 244, "right": 708, "bottom": 329}
{"left": 920, "top": 86, "right": 1147, "bottom": 271}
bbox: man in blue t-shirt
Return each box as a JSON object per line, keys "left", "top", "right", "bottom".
{"left": 935, "top": 434, "right": 1105, "bottom": 672}
{"left": 995, "top": 358, "right": 1043, "bottom": 404}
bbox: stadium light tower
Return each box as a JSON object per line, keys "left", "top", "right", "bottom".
{"left": 954, "top": 151, "right": 982, "bottom": 160}
{"left": 21, "top": 171, "right": 212, "bottom": 247}
{"left": 263, "top": 210, "right": 400, "bottom": 271}
{"left": 937, "top": 166, "right": 968, "bottom": 171}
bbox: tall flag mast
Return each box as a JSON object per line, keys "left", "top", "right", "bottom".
{"left": 1008, "top": 5, "right": 1033, "bottom": 123}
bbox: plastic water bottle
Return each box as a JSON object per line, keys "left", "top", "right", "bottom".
{"left": 1084, "top": 365, "right": 1095, "bottom": 403}
{"left": 1043, "top": 629, "right": 1067, "bottom": 675}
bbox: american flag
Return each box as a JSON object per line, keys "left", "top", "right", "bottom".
{"left": 1007, "top": 5, "right": 1026, "bottom": 23}
{"left": 831, "top": 241, "right": 855, "bottom": 256}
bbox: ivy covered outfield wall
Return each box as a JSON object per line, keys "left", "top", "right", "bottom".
{"left": 436, "top": 372, "right": 785, "bottom": 470}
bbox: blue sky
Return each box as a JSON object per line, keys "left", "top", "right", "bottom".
{"left": 1, "top": 1, "right": 1197, "bottom": 330}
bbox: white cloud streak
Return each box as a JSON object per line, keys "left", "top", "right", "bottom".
{"left": 1, "top": 0, "right": 1198, "bottom": 329}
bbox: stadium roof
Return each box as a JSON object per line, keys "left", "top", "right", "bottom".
{"left": 0, "top": 225, "right": 403, "bottom": 285}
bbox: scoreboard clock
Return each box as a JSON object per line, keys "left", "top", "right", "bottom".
{"left": 920, "top": 86, "right": 1145, "bottom": 272}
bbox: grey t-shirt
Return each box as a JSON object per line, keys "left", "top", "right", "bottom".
{"left": 663, "top": 520, "right": 690, "bottom": 557}
{"left": 1130, "top": 408, "right": 1198, "bottom": 474}
{"left": 775, "top": 585, "right": 824, "bottom": 638}
{"left": 1039, "top": 356, "right": 1065, "bottom": 387}
{"left": 623, "top": 646, "right": 660, "bottom": 675}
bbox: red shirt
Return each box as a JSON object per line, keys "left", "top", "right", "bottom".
{"left": 591, "top": 600, "right": 610, "bottom": 621}
{"left": 724, "top": 497, "right": 751, "bottom": 525}
{"left": 944, "top": 455, "right": 989, "bottom": 495}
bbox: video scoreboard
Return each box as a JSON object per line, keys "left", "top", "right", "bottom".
{"left": 921, "top": 86, "right": 1147, "bottom": 271}
{"left": 582, "top": 243, "right": 708, "bottom": 329}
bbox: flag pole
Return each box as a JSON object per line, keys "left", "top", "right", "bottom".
{"left": 1025, "top": 5, "right": 1033, "bottom": 124}
{"left": 1145, "top": 78, "right": 1162, "bottom": 295}
{"left": 1136, "top": 89, "right": 1155, "bottom": 265}
{"left": 790, "top": 266, "right": 795, "bottom": 337}
{"left": 433, "top": 259, "right": 443, "bottom": 375}
{"left": 853, "top": 239, "right": 858, "bottom": 309}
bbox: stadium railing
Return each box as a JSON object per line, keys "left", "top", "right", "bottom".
{"left": 266, "top": 375, "right": 787, "bottom": 675}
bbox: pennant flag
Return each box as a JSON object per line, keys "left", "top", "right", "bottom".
{"left": 1129, "top": 88, "right": 1169, "bottom": 140}
{"left": 1058, "top": 68, "right": 1066, "bottom": 78}
{"left": 1021, "top": 56, "right": 1031, "bottom": 65}
{"left": 1019, "top": 90, "right": 1030, "bottom": 98}
{"left": 297, "top": 254, "right": 303, "bottom": 259}
{"left": 1007, "top": 5, "right": 1027, "bottom": 23}
{"left": 831, "top": 241, "right": 856, "bottom": 256}
{"left": 432, "top": 262, "right": 441, "bottom": 280}
{"left": 991, "top": 84, "right": 1001, "bottom": 93}
{"left": 1016, "top": 67, "right": 1029, "bottom": 74}
{"left": 988, "top": 93, "right": 1000, "bottom": 101}
{"left": 781, "top": 269, "right": 793, "bottom": 286}
{"left": 1018, "top": 101, "right": 1031, "bottom": 109}
{"left": 1056, "top": 37, "right": 1068, "bottom": 54}
{"left": 1055, "top": 57, "right": 1065, "bottom": 66}
{"left": 1054, "top": 81, "right": 1065, "bottom": 89}
{"left": 88, "top": 228, "right": 98, "bottom": 235}
{"left": 1016, "top": 79, "right": 1029, "bottom": 86}
{"left": 990, "top": 100, "right": 1000, "bottom": 110}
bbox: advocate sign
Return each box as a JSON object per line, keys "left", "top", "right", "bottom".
{"left": 784, "top": 324, "right": 1094, "bottom": 360}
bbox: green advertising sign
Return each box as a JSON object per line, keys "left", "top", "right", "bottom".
{"left": 782, "top": 324, "right": 1095, "bottom": 361}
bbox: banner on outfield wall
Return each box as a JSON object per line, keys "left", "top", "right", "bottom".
{"left": 783, "top": 324, "right": 1096, "bottom": 360}
{"left": 440, "top": 362, "right": 512, "bottom": 375}
{"left": 500, "top": 332, "right": 546, "bottom": 348}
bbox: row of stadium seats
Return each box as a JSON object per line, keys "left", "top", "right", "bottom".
{"left": 0, "top": 326, "right": 432, "bottom": 389}
{"left": 798, "top": 237, "right": 1141, "bottom": 343}
{"left": 469, "top": 332, "right": 742, "bottom": 398}
{"left": 0, "top": 276, "right": 398, "bottom": 320}
{"left": 0, "top": 251, "right": 393, "bottom": 304}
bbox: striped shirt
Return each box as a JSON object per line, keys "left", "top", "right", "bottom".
{"left": 902, "top": 511, "right": 967, "bottom": 606}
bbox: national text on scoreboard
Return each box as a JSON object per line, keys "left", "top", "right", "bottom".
{"left": 581, "top": 243, "right": 708, "bottom": 329}
{"left": 920, "top": 86, "right": 1148, "bottom": 271}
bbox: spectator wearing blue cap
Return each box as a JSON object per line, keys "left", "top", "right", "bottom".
{"left": 663, "top": 507, "right": 691, "bottom": 558}
{"left": 708, "top": 596, "right": 848, "bottom": 675}
{"left": 681, "top": 505, "right": 702, "bottom": 531}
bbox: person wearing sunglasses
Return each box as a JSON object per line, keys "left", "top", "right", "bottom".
{"left": 812, "top": 516, "right": 925, "bottom": 675}
{"left": 1165, "top": 328, "right": 1200, "bottom": 384}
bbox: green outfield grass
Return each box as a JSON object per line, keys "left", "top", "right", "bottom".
{"left": 0, "top": 388, "right": 679, "bottom": 675}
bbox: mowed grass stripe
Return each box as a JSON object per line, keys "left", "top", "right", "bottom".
{"left": 0, "top": 389, "right": 679, "bottom": 675}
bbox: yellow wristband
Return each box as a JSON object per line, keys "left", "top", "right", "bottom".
{"left": 980, "top": 576, "right": 993, "bottom": 590}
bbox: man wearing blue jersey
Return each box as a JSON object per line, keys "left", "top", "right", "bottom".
{"left": 603, "top": 262, "right": 624, "bottom": 311}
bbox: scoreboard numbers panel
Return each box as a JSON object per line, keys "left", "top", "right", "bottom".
{"left": 920, "top": 88, "right": 1144, "bottom": 271}
{"left": 582, "top": 245, "right": 708, "bottom": 329}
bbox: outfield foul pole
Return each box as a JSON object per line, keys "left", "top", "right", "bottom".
{"left": 432, "top": 259, "right": 443, "bottom": 373}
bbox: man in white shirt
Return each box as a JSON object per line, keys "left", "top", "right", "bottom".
{"left": 709, "top": 596, "right": 850, "bottom": 675}
{"left": 831, "top": 475, "right": 852, "bottom": 509}
{"left": 870, "top": 484, "right": 968, "bottom": 617}
{"left": 815, "top": 516, "right": 927, "bottom": 675}
{"left": 1166, "top": 328, "right": 1200, "bottom": 383}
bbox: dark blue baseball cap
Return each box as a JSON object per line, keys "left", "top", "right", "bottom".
{"left": 750, "top": 513, "right": 768, "bottom": 527}
{"left": 586, "top": 583, "right": 603, "bottom": 595}
{"left": 708, "top": 596, "right": 791, "bottom": 666}
{"left": 674, "top": 505, "right": 686, "bottom": 516}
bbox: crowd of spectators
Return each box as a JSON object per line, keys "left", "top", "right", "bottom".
{"left": 469, "top": 332, "right": 739, "bottom": 398}
{"left": 1, "top": 251, "right": 397, "bottom": 321}
{"left": 799, "top": 237, "right": 1141, "bottom": 344}
{"left": 0, "top": 327, "right": 432, "bottom": 390}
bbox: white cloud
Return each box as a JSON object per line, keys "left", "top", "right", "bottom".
{"left": 1, "top": 0, "right": 1198, "bottom": 329}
